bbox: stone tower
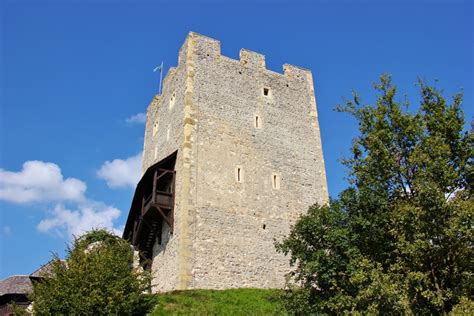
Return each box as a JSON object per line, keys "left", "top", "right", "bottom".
{"left": 123, "top": 32, "right": 328, "bottom": 292}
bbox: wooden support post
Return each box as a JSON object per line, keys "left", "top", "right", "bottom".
{"left": 133, "top": 218, "right": 143, "bottom": 246}
{"left": 152, "top": 170, "right": 157, "bottom": 204}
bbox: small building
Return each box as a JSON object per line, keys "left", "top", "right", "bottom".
{"left": 0, "top": 275, "right": 34, "bottom": 315}
{"left": 0, "top": 261, "right": 57, "bottom": 315}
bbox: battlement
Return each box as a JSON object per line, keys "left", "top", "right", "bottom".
{"left": 175, "top": 32, "right": 311, "bottom": 80}
{"left": 239, "top": 48, "right": 265, "bottom": 69}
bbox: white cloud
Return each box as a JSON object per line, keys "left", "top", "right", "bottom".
{"left": 126, "top": 113, "right": 146, "bottom": 124}
{"left": 97, "top": 152, "right": 142, "bottom": 188}
{"left": 0, "top": 161, "right": 86, "bottom": 204}
{"left": 38, "top": 202, "right": 121, "bottom": 238}
{"left": 0, "top": 160, "right": 122, "bottom": 239}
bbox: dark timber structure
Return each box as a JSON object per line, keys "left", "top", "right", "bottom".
{"left": 123, "top": 152, "right": 177, "bottom": 268}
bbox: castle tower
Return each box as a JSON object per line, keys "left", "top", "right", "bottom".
{"left": 123, "top": 32, "right": 328, "bottom": 292}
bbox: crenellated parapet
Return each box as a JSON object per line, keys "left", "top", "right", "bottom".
{"left": 172, "top": 32, "right": 312, "bottom": 84}
{"left": 147, "top": 31, "right": 318, "bottom": 140}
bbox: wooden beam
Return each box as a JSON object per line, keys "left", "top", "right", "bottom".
{"left": 142, "top": 201, "right": 150, "bottom": 217}
{"left": 152, "top": 170, "right": 157, "bottom": 205}
{"left": 156, "top": 169, "right": 171, "bottom": 182}
{"left": 155, "top": 206, "right": 172, "bottom": 227}
{"left": 133, "top": 218, "right": 143, "bottom": 246}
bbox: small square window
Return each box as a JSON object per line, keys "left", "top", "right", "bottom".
{"left": 263, "top": 87, "right": 270, "bottom": 96}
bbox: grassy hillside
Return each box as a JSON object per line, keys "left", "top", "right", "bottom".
{"left": 150, "top": 288, "right": 286, "bottom": 315}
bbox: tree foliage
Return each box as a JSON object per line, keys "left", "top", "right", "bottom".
{"left": 31, "top": 229, "right": 153, "bottom": 315}
{"left": 277, "top": 75, "right": 473, "bottom": 314}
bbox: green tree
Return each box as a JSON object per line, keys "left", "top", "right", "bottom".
{"left": 31, "top": 229, "right": 154, "bottom": 315}
{"left": 277, "top": 75, "right": 473, "bottom": 314}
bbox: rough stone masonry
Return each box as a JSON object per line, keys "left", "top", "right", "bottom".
{"left": 138, "top": 32, "right": 328, "bottom": 292}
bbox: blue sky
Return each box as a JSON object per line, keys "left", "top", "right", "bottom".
{"left": 0, "top": 0, "right": 472, "bottom": 279}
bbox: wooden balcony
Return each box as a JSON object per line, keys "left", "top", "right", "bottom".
{"left": 123, "top": 152, "right": 177, "bottom": 267}
{"left": 132, "top": 168, "right": 175, "bottom": 258}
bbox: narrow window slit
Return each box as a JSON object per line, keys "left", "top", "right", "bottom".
{"left": 263, "top": 87, "right": 269, "bottom": 96}
{"left": 235, "top": 166, "right": 243, "bottom": 183}
{"left": 169, "top": 91, "right": 176, "bottom": 109}
{"left": 153, "top": 122, "right": 159, "bottom": 136}
{"left": 272, "top": 173, "right": 280, "bottom": 189}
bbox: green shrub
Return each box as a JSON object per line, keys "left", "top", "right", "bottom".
{"left": 31, "top": 229, "right": 154, "bottom": 315}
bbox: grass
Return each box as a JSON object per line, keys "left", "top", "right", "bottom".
{"left": 149, "top": 288, "right": 286, "bottom": 315}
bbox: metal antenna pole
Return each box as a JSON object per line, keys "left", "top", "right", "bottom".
{"left": 159, "top": 61, "right": 163, "bottom": 95}
{"left": 153, "top": 61, "right": 164, "bottom": 95}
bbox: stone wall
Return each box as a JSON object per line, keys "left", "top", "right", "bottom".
{"left": 141, "top": 32, "right": 328, "bottom": 292}
{"left": 142, "top": 41, "right": 188, "bottom": 292}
